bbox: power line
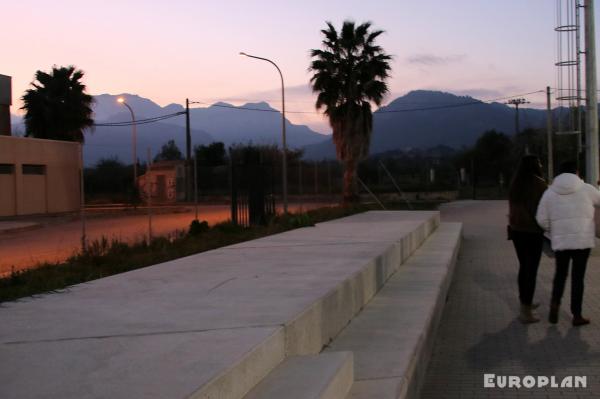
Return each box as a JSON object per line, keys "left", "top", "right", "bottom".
{"left": 188, "top": 100, "right": 319, "bottom": 114}
{"left": 89, "top": 89, "right": 550, "bottom": 129}
{"left": 93, "top": 111, "right": 186, "bottom": 127}
{"left": 191, "top": 90, "right": 547, "bottom": 116}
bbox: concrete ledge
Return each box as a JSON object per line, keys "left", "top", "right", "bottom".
{"left": 0, "top": 211, "right": 439, "bottom": 399}
{"left": 243, "top": 351, "right": 354, "bottom": 399}
{"left": 285, "top": 213, "right": 439, "bottom": 355}
{"left": 325, "top": 222, "right": 462, "bottom": 399}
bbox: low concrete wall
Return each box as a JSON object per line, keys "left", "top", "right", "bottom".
{"left": 0, "top": 211, "right": 438, "bottom": 399}
{"left": 326, "top": 222, "right": 463, "bottom": 399}
{"left": 0, "top": 135, "right": 80, "bottom": 217}
{"left": 284, "top": 213, "right": 439, "bottom": 355}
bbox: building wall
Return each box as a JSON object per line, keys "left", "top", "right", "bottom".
{"left": 0, "top": 136, "right": 80, "bottom": 217}
{"left": 137, "top": 162, "right": 185, "bottom": 203}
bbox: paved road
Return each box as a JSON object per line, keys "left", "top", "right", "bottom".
{"left": 421, "top": 201, "right": 600, "bottom": 398}
{"left": 0, "top": 203, "right": 329, "bottom": 275}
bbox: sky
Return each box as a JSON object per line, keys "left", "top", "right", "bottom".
{"left": 4, "top": 0, "right": 600, "bottom": 133}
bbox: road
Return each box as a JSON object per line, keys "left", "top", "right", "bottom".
{"left": 0, "top": 203, "right": 330, "bottom": 275}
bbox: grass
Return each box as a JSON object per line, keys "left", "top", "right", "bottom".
{"left": 0, "top": 201, "right": 442, "bottom": 303}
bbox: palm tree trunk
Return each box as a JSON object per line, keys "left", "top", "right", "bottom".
{"left": 343, "top": 158, "right": 359, "bottom": 204}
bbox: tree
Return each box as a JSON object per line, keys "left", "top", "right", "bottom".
{"left": 473, "top": 130, "right": 514, "bottom": 185}
{"left": 309, "top": 20, "right": 392, "bottom": 203}
{"left": 21, "top": 65, "right": 94, "bottom": 142}
{"left": 195, "top": 142, "right": 227, "bottom": 166}
{"left": 154, "top": 139, "right": 183, "bottom": 162}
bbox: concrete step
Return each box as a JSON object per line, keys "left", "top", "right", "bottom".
{"left": 323, "top": 223, "right": 463, "bottom": 399}
{"left": 243, "top": 352, "right": 354, "bottom": 399}
{"left": 0, "top": 211, "right": 439, "bottom": 399}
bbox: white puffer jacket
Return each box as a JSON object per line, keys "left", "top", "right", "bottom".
{"left": 536, "top": 173, "right": 600, "bottom": 250}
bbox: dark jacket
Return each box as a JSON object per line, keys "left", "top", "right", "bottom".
{"left": 509, "top": 176, "right": 547, "bottom": 233}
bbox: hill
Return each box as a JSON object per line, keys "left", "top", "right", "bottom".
{"left": 303, "top": 90, "right": 549, "bottom": 160}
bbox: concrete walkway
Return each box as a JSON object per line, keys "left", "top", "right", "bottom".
{"left": 421, "top": 201, "right": 600, "bottom": 398}
{"left": 0, "top": 211, "right": 438, "bottom": 399}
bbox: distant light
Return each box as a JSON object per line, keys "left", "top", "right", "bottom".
{"left": 117, "top": 97, "right": 125, "bottom": 103}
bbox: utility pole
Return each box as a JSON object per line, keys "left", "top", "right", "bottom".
{"left": 584, "top": 0, "right": 599, "bottom": 186}
{"left": 546, "top": 86, "right": 554, "bottom": 180}
{"left": 506, "top": 98, "right": 531, "bottom": 152}
{"left": 185, "top": 98, "right": 193, "bottom": 200}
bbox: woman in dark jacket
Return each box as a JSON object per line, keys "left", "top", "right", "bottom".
{"left": 508, "top": 155, "right": 548, "bottom": 323}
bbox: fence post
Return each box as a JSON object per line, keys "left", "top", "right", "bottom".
{"left": 230, "top": 151, "right": 238, "bottom": 225}
{"left": 79, "top": 143, "right": 87, "bottom": 253}
{"left": 327, "top": 161, "right": 332, "bottom": 195}
{"left": 146, "top": 148, "right": 153, "bottom": 242}
{"left": 194, "top": 156, "right": 199, "bottom": 221}
{"left": 314, "top": 161, "right": 318, "bottom": 195}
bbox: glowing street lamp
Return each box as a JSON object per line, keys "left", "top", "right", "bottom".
{"left": 117, "top": 97, "right": 138, "bottom": 191}
{"left": 239, "top": 52, "right": 288, "bottom": 213}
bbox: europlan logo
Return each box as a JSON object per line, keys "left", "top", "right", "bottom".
{"left": 484, "top": 374, "right": 587, "bottom": 389}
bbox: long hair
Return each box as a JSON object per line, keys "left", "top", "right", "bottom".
{"left": 509, "top": 155, "right": 543, "bottom": 203}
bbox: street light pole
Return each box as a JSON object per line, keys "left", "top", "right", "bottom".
{"left": 239, "top": 52, "right": 288, "bottom": 214}
{"left": 117, "top": 97, "right": 138, "bottom": 191}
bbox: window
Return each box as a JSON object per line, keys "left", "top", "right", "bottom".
{"left": 0, "top": 164, "right": 14, "bottom": 174}
{"left": 22, "top": 164, "right": 46, "bottom": 175}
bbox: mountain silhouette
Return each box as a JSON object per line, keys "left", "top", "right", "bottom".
{"left": 170, "top": 101, "right": 327, "bottom": 148}
{"left": 11, "top": 90, "right": 596, "bottom": 164}
{"left": 303, "top": 90, "right": 551, "bottom": 159}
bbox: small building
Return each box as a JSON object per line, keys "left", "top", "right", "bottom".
{"left": 0, "top": 74, "right": 11, "bottom": 136}
{"left": 137, "top": 160, "right": 185, "bottom": 203}
{"left": 0, "top": 136, "right": 81, "bottom": 216}
{"left": 0, "top": 74, "right": 81, "bottom": 217}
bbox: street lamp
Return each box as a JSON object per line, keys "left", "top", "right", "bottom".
{"left": 239, "top": 52, "right": 288, "bottom": 214}
{"left": 117, "top": 97, "right": 138, "bottom": 192}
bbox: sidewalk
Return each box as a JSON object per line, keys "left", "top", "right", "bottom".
{"left": 421, "top": 201, "right": 600, "bottom": 398}
{"left": 0, "top": 221, "right": 40, "bottom": 234}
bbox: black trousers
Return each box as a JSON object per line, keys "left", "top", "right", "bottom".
{"left": 511, "top": 230, "right": 543, "bottom": 306}
{"left": 552, "top": 248, "right": 590, "bottom": 317}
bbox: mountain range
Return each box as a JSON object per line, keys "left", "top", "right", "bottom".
{"left": 11, "top": 90, "right": 593, "bottom": 165}
{"left": 303, "top": 91, "right": 550, "bottom": 159}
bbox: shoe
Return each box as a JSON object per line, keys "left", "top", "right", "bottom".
{"left": 519, "top": 304, "right": 540, "bottom": 324}
{"left": 572, "top": 316, "right": 590, "bottom": 327}
{"left": 549, "top": 303, "right": 559, "bottom": 324}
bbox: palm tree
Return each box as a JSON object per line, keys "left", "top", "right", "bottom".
{"left": 21, "top": 65, "right": 94, "bottom": 142}
{"left": 309, "top": 21, "right": 391, "bottom": 203}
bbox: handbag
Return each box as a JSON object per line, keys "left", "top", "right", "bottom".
{"left": 542, "top": 235, "right": 554, "bottom": 258}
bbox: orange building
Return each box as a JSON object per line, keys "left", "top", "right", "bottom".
{"left": 137, "top": 160, "right": 185, "bottom": 203}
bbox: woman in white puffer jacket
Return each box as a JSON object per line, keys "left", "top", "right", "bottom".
{"left": 536, "top": 161, "right": 600, "bottom": 326}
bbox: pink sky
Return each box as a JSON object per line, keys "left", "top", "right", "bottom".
{"left": 4, "top": 0, "right": 599, "bottom": 133}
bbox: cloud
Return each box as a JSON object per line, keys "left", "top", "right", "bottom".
{"left": 406, "top": 53, "right": 467, "bottom": 66}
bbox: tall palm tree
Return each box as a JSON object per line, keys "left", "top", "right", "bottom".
{"left": 309, "top": 21, "right": 391, "bottom": 203}
{"left": 21, "top": 65, "right": 94, "bottom": 142}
